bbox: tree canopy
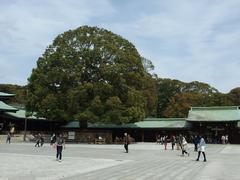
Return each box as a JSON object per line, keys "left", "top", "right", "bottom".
{"left": 156, "top": 78, "right": 220, "bottom": 117}
{"left": 162, "top": 92, "right": 234, "bottom": 118}
{"left": 26, "top": 26, "right": 155, "bottom": 123}
{"left": 229, "top": 88, "right": 240, "bottom": 105}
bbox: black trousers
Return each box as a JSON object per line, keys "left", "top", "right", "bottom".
{"left": 50, "top": 140, "right": 55, "bottom": 145}
{"left": 197, "top": 151, "right": 206, "bottom": 161}
{"left": 182, "top": 149, "right": 188, "bottom": 155}
{"left": 194, "top": 144, "right": 198, "bottom": 151}
{"left": 6, "top": 138, "right": 11, "bottom": 144}
{"left": 124, "top": 144, "right": 128, "bottom": 153}
{"left": 56, "top": 146, "right": 63, "bottom": 160}
{"left": 35, "top": 140, "right": 40, "bottom": 147}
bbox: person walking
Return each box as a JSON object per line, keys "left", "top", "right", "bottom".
{"left": 123, "top": 133, "right": 129, "bottom": 153}
{"left": 221, "top": 135, "right": 226, "bottom": 144}
{"left": 181, "top": 136, "right": 190, "bottom": 156}
{"left": 193, "top": 135, "right": 200, "bottom": 152}
{"left": 156, "top": 134, "right": 161, "bottom": 144}
{"left": 160, "top": 136, "right": 164, "bottom": 145}
{"left": 171, "top": 135, "right": 176, "bottom": 150}
{"left": 196, "top": 136, "right": 207, "bottom": 162}
{"left": 176, "top": 135, "right": 180, "bottom": 150}
{"left": 35, "top": 134, "right": 41, "bottom": 147}
{"left": 225, "top": 134, "right": 229, "bottom": 144}
{"left": 55, "top": 134, "right": 65, "bottom": 162}
{"left": 40, "top": 135, "right": 44, "bottom": 147}
{"left": 179, "top": 134, "right": 184, "bottom": 151}
{"left": 6, "top": 132, "right": 11, "bottom": 144}
{"left": 163, "top": 135, "right": 168, "bottom": 150}
{"left": 50, "top": 133, "right": 56, "bottom": 146}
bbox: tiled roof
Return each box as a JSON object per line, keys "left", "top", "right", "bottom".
{"left": 0, "top": 92, "right": 15, "bottom": 97}
{"left": 187, "top": 106, "right": 240, "bottom": 122}
{"left": 5, "top": 109, "right": 45, "bottom": 120}
{"left": 62, "top": 118, "right": 190, "bottom": 129}
{"left": 0, "top": 101, "right": 18, "bottom": 112}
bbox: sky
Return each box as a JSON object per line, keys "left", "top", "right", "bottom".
{"left": 0, "top": 0, "right": 240, "bottom": 93}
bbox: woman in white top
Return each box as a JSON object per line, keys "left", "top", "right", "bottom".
{"left": 181, "top": 136, "right": 190, "bottom": 156}
{"left": 196, "top": 136, "right": 207, "bottom": 162}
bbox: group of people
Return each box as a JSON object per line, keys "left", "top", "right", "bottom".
{"left": 221, "top": 135, "right": 229, "bottom": 144}
{"left": 35, "top": 133, "right": 45, "bottom": 147}
{"left": 201, "top": 134, "right": 230, "bottom": 144}
{"left": 34, "top": 133, "right": 65, "bottom": 162}
{"left": 156, "top": 134, "right": 185, "bottom": 151}
{"left": 42, "top": 132, "right": 208, "bottom": 162}
{"left": 4, "top": 131, "right": 207, "bottom": 162}
{"left": 156, "top": 134, "right": 207, "bottom": 162}
{"left": 156, "top": 135, "right": 173, "bottom": 150}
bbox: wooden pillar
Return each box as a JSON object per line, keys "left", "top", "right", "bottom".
{"left": 141, "top": 130, "right": 144, "bottom": 142}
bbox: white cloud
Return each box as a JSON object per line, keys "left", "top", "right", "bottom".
{"left": 0, "top": 0, "right": 115, "bottom": 84}
{"left": 0, "top": 0, "right": 240, "bottom": 93}
{"left": 102, "top": 0, "right": 240, "bottom": 92}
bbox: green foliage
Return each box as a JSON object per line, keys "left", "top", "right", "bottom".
{"left": 0, "top": 84, "right": 27, "bottom": 107}
{"left": 141, "top": 56, "right": 154, "bottom": 73}
{"left": 157, "top": 79, "right": 183, "bottom": 117}
{"left": 162, "top": 90, "right": 234, "bottom": 118}
{"left": 4, "top": 26, "right": 240, "bottom": 121}
{"left": 163, "top": 93, "right": 204, "bottom": 118}
{"left": 27, "top": 26, "right": 154, "bottom": 123}
{"left": 228, "top": 87, "right": 240, "bottom": 105}
{"left": 207, "top": 93, "right": 234, "bottom": 106}
{"left": 157, "top": 78, "right": 220, "bottom": 117}
{"left": 142, "top": 73, "right": 158, "bottom": 117}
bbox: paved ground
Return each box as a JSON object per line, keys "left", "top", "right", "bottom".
{"left": 0, "top": 142, "right": 239, "bottom": 180}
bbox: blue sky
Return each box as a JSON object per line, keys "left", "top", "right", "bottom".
{"left": 0, "top": 0, "right": 240, "bottom": 93}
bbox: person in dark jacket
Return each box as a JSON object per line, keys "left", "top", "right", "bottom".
{"left": 123, "top": 133, "right": 130, "bottom": 153}
{"left": 193, "top": 135, "right": 200, "bottom": 152}
{"left": 40, "top": 135, "right": 44, "bottom": 147}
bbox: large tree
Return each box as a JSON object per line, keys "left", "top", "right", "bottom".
{"left": 140, "top": 57, "right": 158, "bottom": 117}
{"left": 27, "top": 26, "right": 153, "bottom": 124}
{"left": 156, "top": 78, "right": 183, "bottom": 117}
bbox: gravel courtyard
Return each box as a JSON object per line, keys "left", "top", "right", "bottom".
{"left": 0, "top": 143, "right": 239, "bottom": 180}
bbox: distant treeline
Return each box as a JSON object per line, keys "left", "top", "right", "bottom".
{"left": 1, "top": 79, "right": 239, "bottom": 118}
{"left": 156, "top": 78, "right": 240, "bottom": 118}
{"left": 0, "top": 84, "right": 27, "bottom": 108}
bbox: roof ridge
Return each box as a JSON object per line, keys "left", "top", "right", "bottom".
{"left": 144, "top": 118, "right": 186, "bottom": 121}
{"left": 191, "top": 106, "right": 239, "bottom": 110}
